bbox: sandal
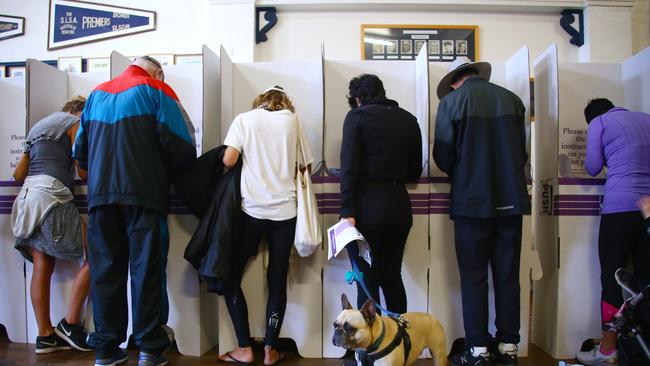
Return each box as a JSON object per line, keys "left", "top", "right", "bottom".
{"left": 218, "top": 351, "right": 255, "bottom": 365}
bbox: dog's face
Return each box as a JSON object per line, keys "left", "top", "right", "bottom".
{"left": 332, "top": 294, "right": 378, "bottom": 350}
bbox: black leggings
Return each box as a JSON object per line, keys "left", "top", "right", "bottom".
{"left": 223, "top": 211, "right": 296, "bottom": 348}
{"left": 347, "top": 225, "right": 410, "bottom": 314}
{"left": 599, "top": 211, "right": 650, "bottom": 327}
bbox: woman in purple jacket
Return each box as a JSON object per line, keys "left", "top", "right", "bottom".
{"left": 577, "top": 98, "right": 650, "bottom": 366}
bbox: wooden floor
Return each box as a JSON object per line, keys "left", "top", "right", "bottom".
{"left": 0, "top": 340, "right": 563, "bottom": 365}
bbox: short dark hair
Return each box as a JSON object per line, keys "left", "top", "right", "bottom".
{"left": 584, "top": 98, "right": 614, "bottom": 124}
{"left": 347, "top": 74, "right": 386, "bottom": 108}
{"left": 451, "top": 68, "right": 478, "bottom": 85}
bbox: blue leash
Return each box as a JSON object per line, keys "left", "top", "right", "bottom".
{"left": 345, "top": 243, "right": 403, "bottom": 319}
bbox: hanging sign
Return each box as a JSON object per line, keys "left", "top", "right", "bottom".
{"left": 362, "top": 24, "right": 478, "bottom": 62}
{"left": 48, "top": 0, "right": 156, "bottom": 50}
{"left": 0, "top": 15, "right": 25, "bottom": 41}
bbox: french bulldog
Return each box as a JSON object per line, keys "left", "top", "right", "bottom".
{"left": 333, "top": 294, "right": 447, "bottom": 366}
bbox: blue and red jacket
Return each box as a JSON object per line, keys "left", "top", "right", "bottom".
{"left": 73, "top": 65, "right": 197, "bottom": 214}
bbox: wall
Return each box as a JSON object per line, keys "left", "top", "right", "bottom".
{"left": 256, "top": 9, "right": 581, "bottom": 63}
{"left": 632, "top": 0, "right": 650, "bottom": 54}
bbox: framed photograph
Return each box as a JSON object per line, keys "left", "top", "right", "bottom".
{"left": 9, "top": 66, "right": 25, "bottom": 77}
{"left": 0, "top": 65, "right": 5, "bottom": 78}
{"left": 87, "top": 57, "right": 110, "bottom": 73}
{"left": 456, "top": 40, "right": 468, "bottom": 55}
{"left": 371, "top": 43, "right": 384, "bottom": 55}
{"left": 386, "top": 40, "right": 398, "bottom": 54}
{"left": 58, "top": 56, "right": 82, "bottom": 73}
{"left": 442, "top": 40, "right": 454, "bottom": 55}
{"left": 149, "top": 54, "right": 174, "bottom": 66}
{"left": 400, "top": 40, "right": 413, "bottom": 54}
{"left": 174, "top": 54, "right": 202, "bottom": 65}
{"left": 414, "top": 40, "right": 426, "bottom": 54}
{"left": 361, "top": 25, "right": 478, "bottom": 62}
{"left": 428, "top": 40, "right": 440, "bottom": 55}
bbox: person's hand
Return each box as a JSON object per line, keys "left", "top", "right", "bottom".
{"left": 638, "top": 196, "right": 650, "bottom": 219}
{"left": 341, "top": 217, "right": 356, "bottom": 226}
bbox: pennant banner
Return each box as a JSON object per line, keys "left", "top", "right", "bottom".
{"left": 0, "top": 15, "right": 25, "bottom": 41}
{"left": 48, "top": 0, "right": 156, "bottom": 50}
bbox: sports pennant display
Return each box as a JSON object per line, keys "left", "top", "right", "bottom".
{"left": 48, "top": 0, "right": 156, "bottom": 50}
{"left": 0, "top": 15, "right": 25, "bottom": 41}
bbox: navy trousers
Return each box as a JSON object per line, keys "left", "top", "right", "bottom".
{"left": 87, "top": 205, "right": 171, "bottom": 358}
{"left": 453, "top": 215, "right": 522, "bottom": 347}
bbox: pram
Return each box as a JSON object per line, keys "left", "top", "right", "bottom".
{"left": 611, "top": 268, "right": 650, "bottom": 366}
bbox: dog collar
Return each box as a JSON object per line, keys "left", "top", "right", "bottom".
{"left": 366, "top": 319, "right": 386, "bottom": 353}
{"left": 357, "top": 317, "right": 412, "bottom": 366}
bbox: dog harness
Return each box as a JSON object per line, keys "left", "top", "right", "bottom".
{"left": 357, "top": 317, "right": 412, "bottom": 366}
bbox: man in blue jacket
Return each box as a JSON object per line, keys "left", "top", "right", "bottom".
{"left": 74, "top": 56, "right": 196, "bottom": 366}
{"left": 433, "top": 57, "right": 529, "bottom": 366}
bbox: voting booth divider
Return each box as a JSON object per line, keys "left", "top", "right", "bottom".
{"left": 531, "top": 45, "right": 650, "bottom": 359}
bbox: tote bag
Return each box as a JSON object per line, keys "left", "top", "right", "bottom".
{"left": 294, "top": 124, "right": 321, "bottom": 257}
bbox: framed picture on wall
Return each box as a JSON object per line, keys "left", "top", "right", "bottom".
{"left": 149, "top": 54, "right": 174, "bottom": 66}
{"left": 174, "top": 54, "right": 202, "bottom": 65}
{"left": 58, "top": 56, "right": 82, "bottom": 73}
{"left": 0, "top": 65, "right": 5, "bottom": 78}
{"left": 87, "top": 57, "right": 110, "bottom": 73}
{"left": 9, "top": 66, "right": 25, "bottom": 77}
{"left": 362, "top": 24, "right": 478, "bottom": 62}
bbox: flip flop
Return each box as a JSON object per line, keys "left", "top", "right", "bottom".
{"left": 264, "top": 352, "right": 285, "bottom": 366}
{"left": 218, "top": 351, "right": 255, "bottom": 366}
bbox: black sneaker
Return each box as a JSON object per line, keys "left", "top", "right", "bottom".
{"left": 449, "top": 347, "right": 491, "bottom": 366}
{"left": 491, "top": 344, "right": 518, "bottom": 366}
{"left": 54, "top": 318, "right": 93, "bottom": 351}
{"left": 95, "top": 348, "right": 129, "bottom": 366}
{"left": 138, "top": 352, "right": 169, "bottom": 366}
{"left": 35, "top": 332, "right": 72, "bottom": 354}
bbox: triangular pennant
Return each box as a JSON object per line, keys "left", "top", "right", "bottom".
{"left": 48, "top": 0, "right": 156, "bottom": 50}
{"left": 0, "top": 15, "right": 25, "bottom": 41}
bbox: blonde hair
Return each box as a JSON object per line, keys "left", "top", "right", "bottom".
{"left": 252, "top": 87, "right": 295, "bottom": 113}
{"left": 62, "top": 95, "right": 87, "bottom": 115}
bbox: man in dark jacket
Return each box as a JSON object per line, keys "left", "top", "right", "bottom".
{"left": 73, "top": 56, "right": 196, "bottom": 366}
{"left": 433, "top": 57, "right": 529, "bottom": 366}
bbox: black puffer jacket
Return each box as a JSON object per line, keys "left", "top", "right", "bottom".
{"left": 175, "top": 145, "right": 242, "bottom": 294}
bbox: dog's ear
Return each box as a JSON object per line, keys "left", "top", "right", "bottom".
{"left": 341, "top": 293, "right": 353, "bottom": 310}
{"left": 360, "top": 298, "right": 377, "bottom": 324}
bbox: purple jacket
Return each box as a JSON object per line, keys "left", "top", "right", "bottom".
{"left": 585, "top": 107, "right": 650, "bottom": 214}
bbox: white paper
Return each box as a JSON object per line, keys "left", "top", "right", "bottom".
{"left": 327, "top": 220, "right": 371, "bottom": 265}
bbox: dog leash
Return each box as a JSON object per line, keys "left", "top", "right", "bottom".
{"left": 345, "top": 243, "right": 404, "bottom": 320}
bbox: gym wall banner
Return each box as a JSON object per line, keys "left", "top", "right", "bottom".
{"left": 48, "top": 0, "right": 156, "bottom": 50}
{"left": 0, "top": 14, "right": 25, "bottom": 41}
{"left": 362, "top": 24, "right": 478, "bottom": 62}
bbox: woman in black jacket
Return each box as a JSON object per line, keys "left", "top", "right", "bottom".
{"left": 340, "top": 74, "right": 423, "bottom": 313}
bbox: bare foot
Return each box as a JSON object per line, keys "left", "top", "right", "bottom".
{"left": 264, "top": 345, "right": 285, "bottom": 366}
{"left": 218, "top": 346, "right": 254, "bottom": 364}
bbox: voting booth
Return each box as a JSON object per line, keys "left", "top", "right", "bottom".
{"left": 428, "top": 46, "right": 538, "bottom": 357}
{"left": 0, "top": 72, "right": 28, "bottom": 343}
{"left": 217, "top": 46, "right": 325, "bottom": 358}
{"left": 532, "top": 45, "right": 650, "bottom": 359}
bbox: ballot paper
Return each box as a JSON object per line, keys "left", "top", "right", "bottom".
{"left": 327, "top": 219, "right": 372, "bottom": 265}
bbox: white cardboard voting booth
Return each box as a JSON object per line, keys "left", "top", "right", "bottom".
{"left": 532, "top": 45, "right": 650, "bottom": 359}
{"left": 0, "top": 74, "right": 28, "bottom": 343}
{"left": 217, "top": 46, "right": 325, "bottom": 358}
{"left": 428, "top": 46, "right": 536, "bottom": 357}
{"left": 321, "top": 44, "right": 431, "bottom": 358}
{"left": 108, "top": 48, "right": 222, "bottom": 356}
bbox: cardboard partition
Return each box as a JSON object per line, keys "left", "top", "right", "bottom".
{"left": 428, "top": 47, "right": 534, "bottom": 356}
{"left": 220, "top": 46, "right": 234, "bottom": 142}
{"left": 622, "top": 46, "right": 650, "bottom": 114}
{"left": 0, "top": 77, "right": 28, "bottom": 343}
{"left": 110, "top": 51, "right": 131, "bottom": 80}
{"left": 415, "top": 44, "right": 430, "bottom": 173}
{"left": 217, "top": 57, "right": 324, "bottom": 357}
{"left": 26, "top": 59, "right": 67, "bottom": 132}
{"left": 321, "top": 59, "right": 429, "bottom": 358}
{"left": 202, "top": 45, "right": 221, "bottom": 151}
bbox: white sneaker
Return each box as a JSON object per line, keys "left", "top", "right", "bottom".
{"left": 576, "top": 344, "right": 618, "bottom": 365}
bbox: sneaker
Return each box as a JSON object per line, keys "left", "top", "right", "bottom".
{"left": 449, "top": 347, "right": 491, "bottom": 366}
{"left": 492, "top": 343, "right": 518, "bottom": 366}
{"left": 95, "top": 348, "right": 129, "bottom": 366}
{"left": 576, "top": 344, "right": 618, "bottom": 365}
{"left": 138, "top": 352, "right": 168, "bottom": 366}
{"left": 54, "top": 318, "right": 93, "bottom": 351}
{"left": 35, "top": 332, "right": 72, "bottom": 354}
